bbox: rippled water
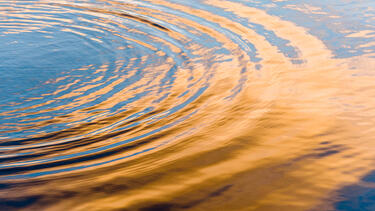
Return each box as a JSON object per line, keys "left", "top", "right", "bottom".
{"left": 0, "top": 0, "right": 375, "bottom": 210}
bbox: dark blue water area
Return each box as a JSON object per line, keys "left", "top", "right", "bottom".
{"left": 333, "top": 171, "right": 375, "bottom": 211}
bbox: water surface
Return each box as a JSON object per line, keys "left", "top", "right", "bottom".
{"left": 0, "top": 0, "right": 375, "bottom": 210}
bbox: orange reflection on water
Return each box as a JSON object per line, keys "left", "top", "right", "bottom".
{"left": 0, "top": 0, "right": 375, "bottom": 210}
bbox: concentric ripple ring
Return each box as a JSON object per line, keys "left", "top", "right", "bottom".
{"left": 1, "top": 0, "right": 375, "bottom": 210}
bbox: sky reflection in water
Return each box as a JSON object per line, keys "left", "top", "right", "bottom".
{"left": 0, "top": 0, "right": 375, "bottom": 210}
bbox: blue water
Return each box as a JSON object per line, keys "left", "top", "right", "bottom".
{"left": 0, "top": 0, "right": 375, "bottom": 210}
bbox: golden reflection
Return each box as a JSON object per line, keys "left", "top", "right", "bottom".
{"left": 0, "top": 0, "right": 375, "bottom": 211}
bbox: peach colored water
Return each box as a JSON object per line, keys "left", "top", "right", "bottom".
{"left": 0, "top": 0, "right": 375, "bottom": 210}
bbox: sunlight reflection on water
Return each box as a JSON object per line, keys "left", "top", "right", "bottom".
{"left": 0, "top": 0, "right": 375, "bottom": 210}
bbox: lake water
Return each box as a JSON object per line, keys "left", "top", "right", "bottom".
{"left": 0, "top": 0, "right": 375, "bottom": 210}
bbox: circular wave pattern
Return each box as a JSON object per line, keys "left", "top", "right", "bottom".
{"left": 0, "top": 0, "right": 348, "bottom": 185}
{"left": 0, "top": 0, "right": 261, "bottom": 179}
{"left": 3, "top": 0, "right": 375, "bottom": 211}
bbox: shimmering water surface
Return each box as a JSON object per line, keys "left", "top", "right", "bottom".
{"left": 0, "top": 0, "right": 375, "bottom": 210}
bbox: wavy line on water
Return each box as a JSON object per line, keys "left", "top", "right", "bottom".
{"left": 0, "top": 0, "right": 375, "bottom": 210}
{"left": 0, "top": 0, "right": 256, "bottom": 179}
